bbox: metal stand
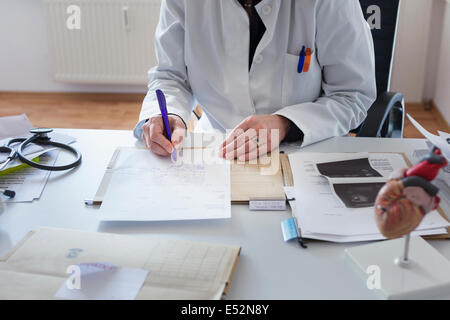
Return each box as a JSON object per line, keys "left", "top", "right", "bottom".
{"left": 394, "top": 233, "right": 411, "bottom": 268}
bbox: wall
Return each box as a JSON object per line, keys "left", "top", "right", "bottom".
{"left": 434, "top": 0, "right": 450, "bottom": 123}
{"left": 0, "top": 0, "right": 448, "bottom": 119}
{"left": 389, "top": 0, "right": 433, "bottom": 103}
{"left": 0, "top": 0, "right": 148, "bottom": 93}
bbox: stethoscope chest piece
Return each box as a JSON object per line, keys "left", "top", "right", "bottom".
{"left": 30, "top": 128, "right": 53, "bottom": 137}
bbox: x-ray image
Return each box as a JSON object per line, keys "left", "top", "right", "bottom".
{"left": 317, "top": 158, "right": 382, "bottom": 178}
{"left": 332, "top": 182, "right": 385, "bottom": 208}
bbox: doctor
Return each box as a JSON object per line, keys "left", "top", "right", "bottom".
{"left": 134, "top": 0, "right": 377, "bottom": 160}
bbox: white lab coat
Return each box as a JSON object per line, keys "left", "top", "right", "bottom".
{"left": 135, "top": 0, "right": 377, "bottom": 147}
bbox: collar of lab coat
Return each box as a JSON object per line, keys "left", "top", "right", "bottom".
{"left": 253, "top": 0, "right": 281, "bottom": 57}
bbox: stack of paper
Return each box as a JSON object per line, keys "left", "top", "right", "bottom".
{"left": 0, "top": 227, "right": 241, "bottom": 300}
{"left": 97, "top": 147, "right": 231, "bottom": 221}
{"left": 286, "top": 152, "right": 450, "bottom": 243}
{"left": 0, "top": 151, "right": 59, "bottom": 202}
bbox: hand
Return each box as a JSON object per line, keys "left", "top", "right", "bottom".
{"left": 142, "top": 115, "right": 186, "bottom": 156}
{"left": 219, "top": 115, "right": 292, "bottom": 161}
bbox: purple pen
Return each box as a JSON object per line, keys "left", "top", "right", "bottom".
{"left": 156, "top": 89, "right": 172, "bottom": 141}
{"left": 156, "top": 89, "right": 178, "bottom": 162}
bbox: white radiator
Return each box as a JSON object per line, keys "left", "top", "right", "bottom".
{"left": 44, "top": 0, "right": 161, "bottom": 84}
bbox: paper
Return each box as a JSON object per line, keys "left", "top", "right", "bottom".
{"left": 0, "top": 114, "right": 33, "bottom": 140}
{"left": 0, "top": 150, "right": 59, "bottom": 202}
{"left": 98, "top": 147, "right": 231, "bottom": 221}
{"left": 54, "top": 262, "right": 148, "bottom": 300}
{"left": 407, "top": 114, "right": 450, "bottom": 160}
{"left": 286, "top": 152, "right": 450, "bottom": 242}
{"left": 0, "top": 227, "right": 240, "bottom": 300}
{"left": 284, "top": 186, "right": 448, "bottom": 243}
{"left": 231, "top": 151, "right": 285, "bottom": 202}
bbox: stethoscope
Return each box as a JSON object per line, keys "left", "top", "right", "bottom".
{"left": 0, "top": 128, "right": 82, "bottom": 198}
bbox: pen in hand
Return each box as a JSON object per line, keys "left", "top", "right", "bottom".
{"left": 156, "top": 90, "right": 172, "bottom": 141}
{"left": 156, "top": 89, "right": 177, "bottom": 160}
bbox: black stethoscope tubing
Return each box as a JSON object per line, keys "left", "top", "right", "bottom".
{"left": 6, "top": 132, "right": 82, "bottom": 172}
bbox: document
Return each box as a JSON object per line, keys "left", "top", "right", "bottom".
{"left": 0, "top": 150, "right": 59, "bottom": 202}
{"left": 287, "top": 152, "right": 450, "bottom": 242}
{"left": 407, "top": 114, "right": 450, "bottom": 160}
{"left": 0, "top": 114, "right": 33, "bottom": 140}
{"left": 0, "top": 227, "right": 241, "bottom": 300}
{"left": 55, "top": 262, "right": 149, "bottom": 300}
{"left": 98, "top": 147, "right": 231, "bottom": 221}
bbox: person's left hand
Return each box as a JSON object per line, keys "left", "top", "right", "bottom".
{"left": 219, "top": 115, "right": 292, "bottom": 161}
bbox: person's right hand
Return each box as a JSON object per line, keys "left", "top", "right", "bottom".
{"left": 142, "top": 115, "right": 186, "bottom": 156}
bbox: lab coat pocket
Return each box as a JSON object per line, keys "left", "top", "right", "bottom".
{"left": 281, "top": 53, "right": 322, "bottom": 107}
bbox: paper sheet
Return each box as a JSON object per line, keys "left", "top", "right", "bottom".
{"left": 287, "top": 153, "right": 450, "bottom": 242}
{"left": 0, "top": 114, "right": 33, "bottom": 140}
{"left": 98, "top": 147, "right": 231, "bottom": 221}
{"left": 407, "top": 114, "right": 450, "bottom": 160}
{"left": 0, "top": 150, "right": 59, "bottom": 202}
{"left": 54, "top": 262, "right": 148, "bottom": 300}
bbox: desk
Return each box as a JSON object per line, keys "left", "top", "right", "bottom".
{"left": 1, "top": 129, "right": 449, "bottom": 299}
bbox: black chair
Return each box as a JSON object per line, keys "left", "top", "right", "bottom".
{"left": 354, "top": 0, "right": 405, "bottom": 138}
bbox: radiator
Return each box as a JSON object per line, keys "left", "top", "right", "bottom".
{"left": 44, "top": 0, "right": 161, "bottom": 84}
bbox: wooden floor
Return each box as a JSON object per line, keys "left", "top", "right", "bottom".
{"left": 0, "top": 92, "right": 448, "bottom": 138}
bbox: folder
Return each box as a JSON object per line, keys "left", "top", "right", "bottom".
{"left": 0, "top": 227, "right": 241, "bottom": 299}
{"left": 90, "top": 146, "right": 292, "bottom": 205}
{"left": 230, "top": 152, "right": 290, "bottom": 203}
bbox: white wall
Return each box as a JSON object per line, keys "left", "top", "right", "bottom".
{"left": 0, "top": 0, "right": 448, "bottom": 121}
{"left": 390, "top": 0, "right": 433, "bottom": 102}
{"left": 0, "top": 0, "right": 147, "bottom": 93}
{"left": 434, "top": 0, "right": 450, "bottom": 123}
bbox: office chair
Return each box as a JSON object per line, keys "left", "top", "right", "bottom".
{"left": 355, "top": 0, "right": 405, "bottom": 138}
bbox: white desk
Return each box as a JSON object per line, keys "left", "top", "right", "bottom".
{"left": 1, "top": 129, "right": 449, "bottom": 299}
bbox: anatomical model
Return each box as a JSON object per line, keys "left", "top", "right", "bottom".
{"left": 375, "top": 147, "right": 447, "bottom": 239}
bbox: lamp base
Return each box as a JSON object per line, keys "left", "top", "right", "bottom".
{"left": 345, "top": 236, "right": 450, "bottom": 299}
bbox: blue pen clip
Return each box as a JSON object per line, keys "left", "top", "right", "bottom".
{"left": 297, "top": 46, "right": 306, "bottom": 74}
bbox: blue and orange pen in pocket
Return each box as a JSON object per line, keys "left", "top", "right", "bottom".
{"left": 297, "top": 46, "right": 312, "bottom": 74}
